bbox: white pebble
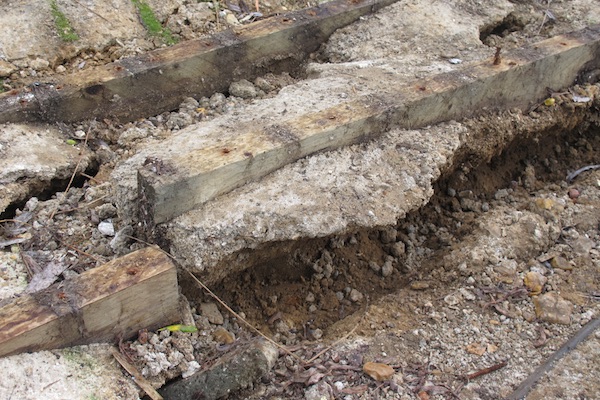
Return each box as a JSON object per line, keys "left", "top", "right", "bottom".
{"left": 98, "top": 220, "right": 115, "bottom": 236}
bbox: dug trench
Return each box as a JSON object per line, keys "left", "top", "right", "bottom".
{"left": 185, "top": 100, "right": 600, "bottom": 339}
{"left": 156, "top": 99, "right": 600, "bottom": 397}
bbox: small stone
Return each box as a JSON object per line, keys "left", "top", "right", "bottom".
{"left": 487, "top": 343, "right": 499, "bottom": 353}
{"left": 571, "top": 237, "right": 594, "bottom": 254}
{"left": 98, "top": 220, "right": 115, "bottom": 236}
{"left": 56, "top": 65, "right": 66, "bottom": 73}
{"left": 229, "top": 79, "right": 258, "bottom": 99}
{"left": 95, "top": 203, "right": 117, "bottom": 220}
{"left": 410, "top": 281, "right": 430, "bottom": 290}
{"left": 550, "top": 256, "right": 572, "bottom": 271}
{"left": 29, "top": 58, "right": 50, "bottom": 70}
{"left": 381, "top": 259, "right": 394, "bottom": 277}
{"left": 255, "top": 76, "right": 275, "bottom": 92}
{"left": 200, "top": 302, "right": 224, "bottom": 325}
{"left": 363, "top": 362, "right": 394, "bottom": 381}
{"left": 390, "top": 241, "right": 406, "bottom": 257}
{"left": 0, "top": 60, "right": 16, "bottom": 77}
{"left": 311, "top": 328, "right": 323, "bottom": 340}
{"left": 466, "top": 342, "right": 486, "bottom": 356}
{"left": 209, "top": 92, "right": 226, "bottom": 108}
{"left": 444, "top": 293, "right": 461, "bottom": 306}
{"left": 494, "top": 188, "right": 509, "bottom": 200}
{"left": 306, "top": 292, "right": 315, "bottom": 303}
{"left": 25, "top": 197, "right": 39, "bottom": 212}
{"left": 166, "top": 112, "right": 194, "bottom": 130}
{"left": 379, "top": 227, "right": 397, "bottom": 244}
{"left": 459, "top": 288, "right": 476, "bottom": 301}
{"left": 179, "top": 96, "right": 200, "bottom": 111}
{"left": 533, "top": 292, "right": 573, "bottom": 325}
{"left": 213, "top": 327, "right": 235, "bottom": 344}
{"left": 349, "top": 288, "right": 363, "bottom": 302}
{"left": 524, "top": 271, "right": 547, "bottom": 295}
{"left": 305, "top": 381, "right": 333, "bottom": 400}
{"left": 368, "top": 261, "right": 381, "bottom": 273}
{"left": 182, "top": 361, "right": 201, "bottom": 378}
{"left": 568, "top": 188, "right": 580, "bottom": 200}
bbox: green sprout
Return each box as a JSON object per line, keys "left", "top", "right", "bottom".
{"left": 50, "top": 0, "right": 79, "bottom": 42}
{"left": 131, "top": 0, "right": 177, "bottom": 45}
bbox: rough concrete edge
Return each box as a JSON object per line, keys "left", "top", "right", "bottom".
{"left": 158, "top": 339, "right": 278, "bottom": 399}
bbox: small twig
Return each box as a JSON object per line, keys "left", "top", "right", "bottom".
{"left": 464, "top": 360, "right": 508, "bottom": 381}
{"left": 215, "top": 0, "right": 220, "bottom": 30}
{"left": 111, "top": 347, "right": 163, "bottom": 400}
{"left": 65, "top": 244, "right": 103, "bottom": 263}
{"left": 536, "top": 0, "right": 553, "bottom": 35}
{"left": 305, "top": 324, "right": 358, "bottom": 364}
{"left": 79, "top": 172, "right": 101, "bottom": 183}
{"left": 72, "top": 0, "right": 111, "bottom": 23}
{"left": 49, "top": 130, "right": 91, "bottom": 220}
{"left": 18, "top": 247, "right": 39, "bottom": 279}
{"left": 186, "top": 268, "right": 303, "bottom": 361}
{"left": 53, "top": 193, "right": 110, "bottom": 215}
{"left": 123, "top": 234, "right": 303, "bottom": 361}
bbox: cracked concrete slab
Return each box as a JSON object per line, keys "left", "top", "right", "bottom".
{"left": 0, "top": 123, "right": 94, "bottom": 214}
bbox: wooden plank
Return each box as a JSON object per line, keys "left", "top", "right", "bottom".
{"left": 0, "top": 0, "right": 397, "bottom": 124}
{"left": 0, "top": 247, "right": 179, "bottom": 357}
{"left": 137, "top": 26, "right": 600, "bottom": 226}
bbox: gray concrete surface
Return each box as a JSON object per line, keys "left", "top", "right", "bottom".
{"left": 0, "top": 123, "right": 94, "bottom": 214}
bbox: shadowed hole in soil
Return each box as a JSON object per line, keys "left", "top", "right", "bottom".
{"left": 479, "top": 12, "right": 527, "bottom": 43}
{"left": 187, "top": 105, "right": 599, "bottom": 342}
{"left": 0, "top": 162, "right": 100, "bottom": 221}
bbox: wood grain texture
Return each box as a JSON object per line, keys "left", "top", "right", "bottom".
{"left": 138, "top": 26, "right": 600, "bottom": 226}
{"left": 0, "top": 247, "right": 179, "bottom": 357}
{"left": 0, "top": 0, "right": 398, "bottom": 124}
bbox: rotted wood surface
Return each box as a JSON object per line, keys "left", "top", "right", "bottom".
{"left": 138, "top": 26, "right": 600, "bottom": 226}
{"left": 0, "top": 0, "right": 397, "bottom": 124}
{"left": 0, "top": 247, "right": 179, "bottom": 357}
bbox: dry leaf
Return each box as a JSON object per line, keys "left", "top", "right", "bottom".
{"left": 213, "top": 327, "right": 235, "bottom": 344}
{"left": 466, "top": 342, "right": 486, "bottom": 356}
{"left": 363, "top": 361, "right": 394, "bottom": 381}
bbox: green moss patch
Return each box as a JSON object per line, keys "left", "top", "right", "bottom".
{"left": 131, "top": 0, "right": 177, "bottom": 45}
{"left": 50, "top": 0, "right": 79, "bottom": 42}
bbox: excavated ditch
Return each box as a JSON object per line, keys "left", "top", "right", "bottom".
{"left": 194, "top": 102, "right": 600, "bottom": 339}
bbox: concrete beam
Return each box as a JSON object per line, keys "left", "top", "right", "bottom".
{"left": 137, "top": 26, "right": 600, "bottom": 227}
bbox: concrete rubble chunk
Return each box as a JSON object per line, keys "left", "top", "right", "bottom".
{"left": 534, "top": 292, "right": 574, "bottom": 325}
{"left": 158, "top": 339, "right": 278, "bottom": 399}
{"left": 0, "top": 123, "right": 94, "bottom": 214}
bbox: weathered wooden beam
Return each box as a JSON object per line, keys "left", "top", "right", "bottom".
{"left": 137, "top": 26, "right": 600, "bottom": 226}
{"left": 0, "top": 0, "right": 397, "bottom": 124}
{"left": 0, "top": 247, "right": 179, "bottom": 357}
